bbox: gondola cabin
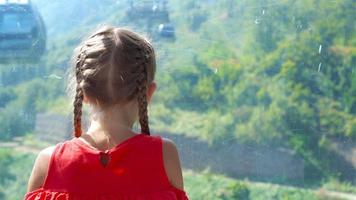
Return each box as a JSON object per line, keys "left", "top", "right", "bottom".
{"left": 0, "top": 0, "right": 46, "bottom": 62}
{"left": 127, "top": 0, "right": 169, "bottom": 21}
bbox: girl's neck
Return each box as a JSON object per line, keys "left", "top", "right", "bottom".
{"left": 84, "top": 103, "right": 138, "bottom": 150}
{"left": 84, "top": 121, "right": 137, "bottom": 151}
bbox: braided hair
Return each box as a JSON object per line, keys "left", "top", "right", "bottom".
{"left": 73, "top": 49, "right": 85, "bottom": 138}
{"left": 136, "top": 44, "right": 153, "bottom": 135}
{"left": 72, "top": 26, "right": 156, "bottom": 137}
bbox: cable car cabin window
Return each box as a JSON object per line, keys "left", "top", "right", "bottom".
{"left": 0, "top": 12, "right": 34, "bottom": 34}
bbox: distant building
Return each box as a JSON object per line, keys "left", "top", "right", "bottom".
{"left": 34, "top": 112, "right": 72, "bottom": 143}
{"left": 34, "top": 112, "right": 89, "bottom": 143}
{"left": 161, "top": 133, "right": 305, "bottom": 182}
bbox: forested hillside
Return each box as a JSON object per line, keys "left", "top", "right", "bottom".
{"left": 0, "top": 0, "right": 355, "bottom": 199}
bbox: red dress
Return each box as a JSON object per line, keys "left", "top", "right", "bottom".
{"left": 24, "top": 133, "right": 190, "bottom": 200}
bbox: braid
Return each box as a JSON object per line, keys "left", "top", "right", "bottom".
{"left": 138, "top": 86, "right": 149, "bottom": 135}
{"left": 73, "top": 51, "right": 85, "bottom": 137}
{"left": 136, "top": 46, "right": 151, "bottom": 135}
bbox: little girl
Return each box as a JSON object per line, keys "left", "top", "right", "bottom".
{"left": 25, "top": 26, "right": 189, "bottom": 199}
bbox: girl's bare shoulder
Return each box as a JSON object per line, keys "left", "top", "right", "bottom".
{"left": 27, "top": 146, "right": 55, "bottom": 192}
{"left": 161, "top": 137, "right": 185, "bottom": 190}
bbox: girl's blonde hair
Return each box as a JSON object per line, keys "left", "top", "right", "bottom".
{"left": 71, "top": 26, "right": 156, "bottom": 137}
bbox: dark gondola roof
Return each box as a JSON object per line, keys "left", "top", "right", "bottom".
{"left": 0, "top": 0, "right": 31, "bottom": 5}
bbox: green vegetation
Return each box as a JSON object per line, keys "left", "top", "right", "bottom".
{"left": 0, "top": 149, "right": 35, "bottom": 200}
{"left": 0, "top": 0, "right": 355, "bottom": 199}
{"left": 184, "top": 170, "right": 250, "bottom": 200}
{"left": 323, "top": 178, "right": 356, "bottom": 194}
{"left": 153, "top": 0, "right": 356, "bottom": 185}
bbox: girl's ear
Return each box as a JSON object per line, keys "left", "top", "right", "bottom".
{"left": 83, "top": 93, "right": 89, "bottom": 104}
{"left": 147, "top": 82, "right": 157, "bottom": 103}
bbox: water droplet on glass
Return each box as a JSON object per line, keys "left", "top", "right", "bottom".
{"left": 214, "top": 68, "right": 218, "bottom": 74}
{"left": 47, "top": 74, "right": 62, "bottom": 80}
{"left": 262, "top": 9, "right": 265, "bottom": 15}
{"left": 318, "top": 45, "right": 322, "bottom": 54}
{"left": 254, "top": 18, "right": 261, "bottom": 24}
{"left": 318, "top": 62, "right": 322, "bottom": 72}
